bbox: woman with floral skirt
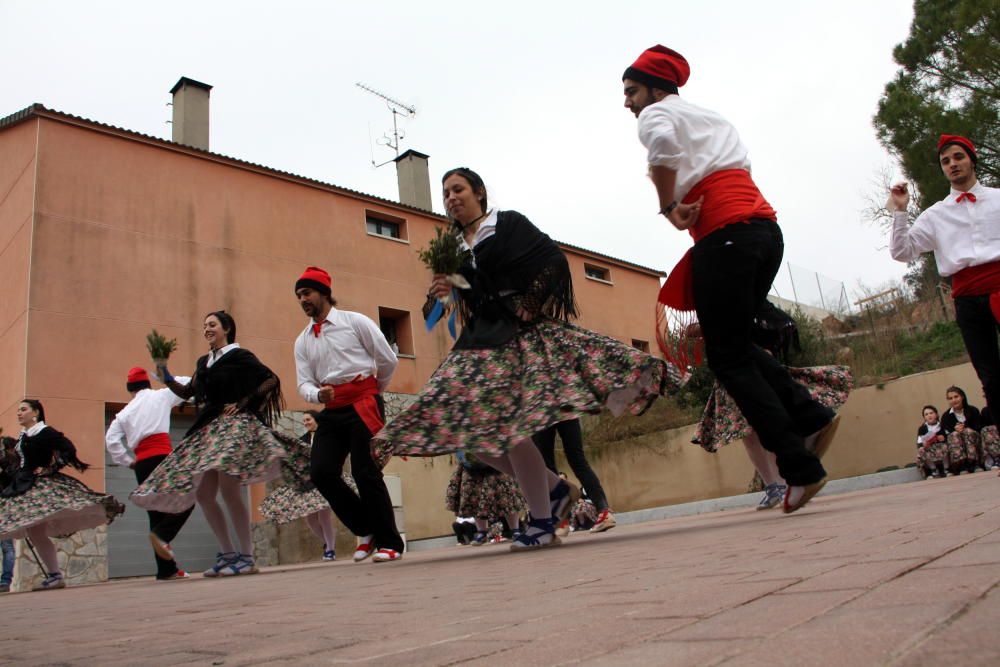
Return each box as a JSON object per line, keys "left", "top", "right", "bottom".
{"left": 0, "top": 400, "right": 125, "bottom": 591}
{"left": 374, "top": 167, "right": 679, "bottom": 551}
{"left": 132, "top": 311, "right": 310, "bottom": 576}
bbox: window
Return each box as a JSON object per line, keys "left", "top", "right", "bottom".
{"left": 631, "top": 339, "right": 650, "bottom": 353}
{"left": 584, "top": 264, "right": 611, "bottom": 283}
{"left": 365, "top": 210, "right": 407, "bottom": 241}
{"left": 378, "top": 307, "right": 414, "bottom": 356}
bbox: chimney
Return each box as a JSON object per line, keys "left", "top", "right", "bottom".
{"left": 170, "top": 76, "right": 213, "bottom": 150}
{"left": 394, "top": 149, "right": 432, "bottom": 211}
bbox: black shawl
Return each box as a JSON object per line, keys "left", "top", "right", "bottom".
{"left": 185, "top": 348, "right": 285, "bottom": 435}
{"left": 0, "top": 426, "right": 89, "bottom": 497}
{"left": 452, "top": 210, "right": 577, "bottom": 349}
{"left": 941, "top": 405, "right": 982, "bottom": 434}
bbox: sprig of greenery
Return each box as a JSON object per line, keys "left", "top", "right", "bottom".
{"left": 417, "top": 226, "right": 470, "bottom": 275}
{"left": 146, "top": 329, "right": 178, "bottom": 361}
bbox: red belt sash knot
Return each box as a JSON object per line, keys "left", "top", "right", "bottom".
{"left": 951, "top": 261, "right": 1000, "bottom": 322}
{"left": 324, "top": 376, "right": 384, "bottom": 435}
{"left": 134, "top": 433, "right": 173, "bottom": 462}
{"left": 659, "top": 169, "right": 778, "bottom": 311}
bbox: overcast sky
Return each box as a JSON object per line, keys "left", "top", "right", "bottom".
{"left": 1, "top": 0, "right": 917, "bottom": 312}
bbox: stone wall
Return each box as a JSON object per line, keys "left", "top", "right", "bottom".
{"left": 9, "top": 526, "right": 107, "bottom": 592}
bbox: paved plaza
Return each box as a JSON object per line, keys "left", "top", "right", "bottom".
{"left": 2, "top": 473, "right": 999, "bottom": 666}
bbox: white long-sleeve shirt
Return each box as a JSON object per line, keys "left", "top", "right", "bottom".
{"left": 636, "top": 95, "right": 751, "bottom": 202}
{"left": 295, "top": 308, "right": 398, "bottom": 404}
{"left": 890, "top": 182, "right": 1000, "bottom": 277}
{"left": 105, "top": 378, "right": 190, "bottom": 467}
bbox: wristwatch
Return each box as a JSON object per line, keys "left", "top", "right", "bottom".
{"left": 661, "top": 201, "right": 678, "bottom": 216}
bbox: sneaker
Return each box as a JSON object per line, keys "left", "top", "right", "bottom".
{"left": 157, "top": 569, "right": 191, "bottom": 581}
{"left": 803, "top": 415, "right": 840, "bottom": 459}
{"left": 470, "top": 531, "right": 489, "bottom": 546}
{"left": 149, "top": 532, "right": 175, "bottom": 561}
{"left": 782, "top": 478, "right": 827, "bottom": 514}
{"left": 353, "top": 535, "right": 376, "bottom": 562}
{"left": 322, "top": 549, "right": 336, "bottom": 561}
{"left": 372, "top": 548, "right": 402, "bottom": 563}
{"left": 32, "top": 572, "right": 65, "bottom": 591}
{"left": 757, "top": 484, "right": 787, "bottom": 510}
{"left": 203, "top": 552, "right": 237, "bottom": 578}
{"left": 590, "top": 509, "right": 618, "bottom": 533}
{"left": 218, "top": 553, "right": 259, "bottom": 576}
{"left": 549, "top": 480, "right": 581, "bottom": 525}
{"left": 510, "top": 517, "right": 561, "bottom": 552}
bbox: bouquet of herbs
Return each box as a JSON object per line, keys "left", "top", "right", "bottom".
{"left": 146, "top": 329, "right": 178, "bottom": 366}
{"left": 417, "top": 226, "right": 471, "bottom": 303}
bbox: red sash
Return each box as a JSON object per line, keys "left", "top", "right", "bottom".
{"left": 659, "top": 169, "right": 777, "bottom": 311}
{"left": 324, "top": 376, "right": 384, "bottom": 436}
{"left": 951, "top": 261, "right": 1000, "bottom": 323}
{"left": 134, "top": 433, "right": 172, "bottom": 462}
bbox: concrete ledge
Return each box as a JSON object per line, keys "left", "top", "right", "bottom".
{"left": 407, "top": 467, "right": 923, "bottom": 552}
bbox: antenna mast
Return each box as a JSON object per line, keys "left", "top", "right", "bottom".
{"left": 356, "top": 82, "right": 416, "bottom": 168}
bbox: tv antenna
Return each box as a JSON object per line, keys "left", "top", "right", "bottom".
{"left": 356, "top": 82, "right": 416, "bottom": 168}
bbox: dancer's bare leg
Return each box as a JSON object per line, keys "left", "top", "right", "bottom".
{"left": 218, "top": 473, "right": 253, "bottom": 556}
{"left": 196, "top": 470, "right": 235, "bottom": 553}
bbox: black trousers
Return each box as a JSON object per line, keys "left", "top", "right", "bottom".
{"left": 310, "top": 402, "right": 403, "bottom": 552}
{"left": 954, "top": 295, "right": 1000, "bottom": 414}
{"left": 691, "top": 219, "right": 832, "bottom": 486}
{"left": 532, "top": 419, "right": 610, "bottom": 511}
{"left": 133, "top": 454, "right": 193, "bottom": 579}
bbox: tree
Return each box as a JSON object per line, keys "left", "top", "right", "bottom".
{"left": 874, "top": 0, "right": 999, "bottom": 207}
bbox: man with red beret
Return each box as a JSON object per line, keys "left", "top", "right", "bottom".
{"left": 293, "top": 266, "right": 404, "bottom": 562}
{"left": 623, "top": 45, "right": 839, "bottom": 512}
{"left": 890, "top": 135, "right": 1000, "bottom": 454}
{"left": 106, "top": 366, "right": 193, "bottom": 580}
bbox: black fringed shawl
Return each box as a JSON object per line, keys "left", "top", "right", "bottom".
{"left": 183, "top": 348, "right": 285, "bottom": 435}
{"left": 453, "top": 210, "right": 577, "bottom": 350}
{"left": 0, "top": 426, "right": 89, "bottom": 497}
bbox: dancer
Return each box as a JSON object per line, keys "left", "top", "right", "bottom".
{"left": 532, "top": 419, "right": 616, "bottom": 533}
{"left": 940, "top": 386, "right": 983, "bottom": 474}
{"left": 259, "top": 410, "right": 347, "bottom": 561}
{"left": 132, "top": 311, "right": 307, "bottom": 577}
{"left": 691, "top": 304, "right": 852, "bottom": 509}
{"left": 889, "top": 135, "right": 1000, "bottom": 430}
{"left": 694, "top": 366, "right": 852, "bottom": 506}
{"left": 623, "top": 45, "right": 839, "bottom": 512}
{"left": 373, "top": 167, "right": 677, "bottom": 550}
{"left": 0, "top": 400, "right": 125, "bottom": 591}
{"left": 915, "top": 405, "right": 948, "bottom": 479}
{"left": 446, "top": 450, "right": 525, "bottom": 546}
{"left": 293, "top": 266, "right": 404, "bottom": 563}
{"left": 105, "top": 366, "right": 194, "bottom": 580}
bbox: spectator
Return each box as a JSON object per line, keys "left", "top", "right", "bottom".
{"left": 0, "top": 436, "right": 15, "bottom": 592}
{"left": 916, "top": 406, "right": 947, "bottom": 478}
{"left": 941, "top": 386, "right": 983, "bottom": 474}
{"left": 978, "top": 406, "right": 1000, "bottom": 471}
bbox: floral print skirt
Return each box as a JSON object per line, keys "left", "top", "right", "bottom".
{"left": 259, "top": 472, "right": 358, "bottom": 525}
{"left": 0, "top": 473, "right": 125, "bottom": 540}
{"left": 373, "top": 319, "right": 679, "bottom": 459}
{"left": 692, "top": 365, "right": 853, "bottom": 453}
{"left": 445, "top": 465, "right": 526, "bottom": 519}
{"left": 131, "top": 412, "right": 310, "bottom": 515}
